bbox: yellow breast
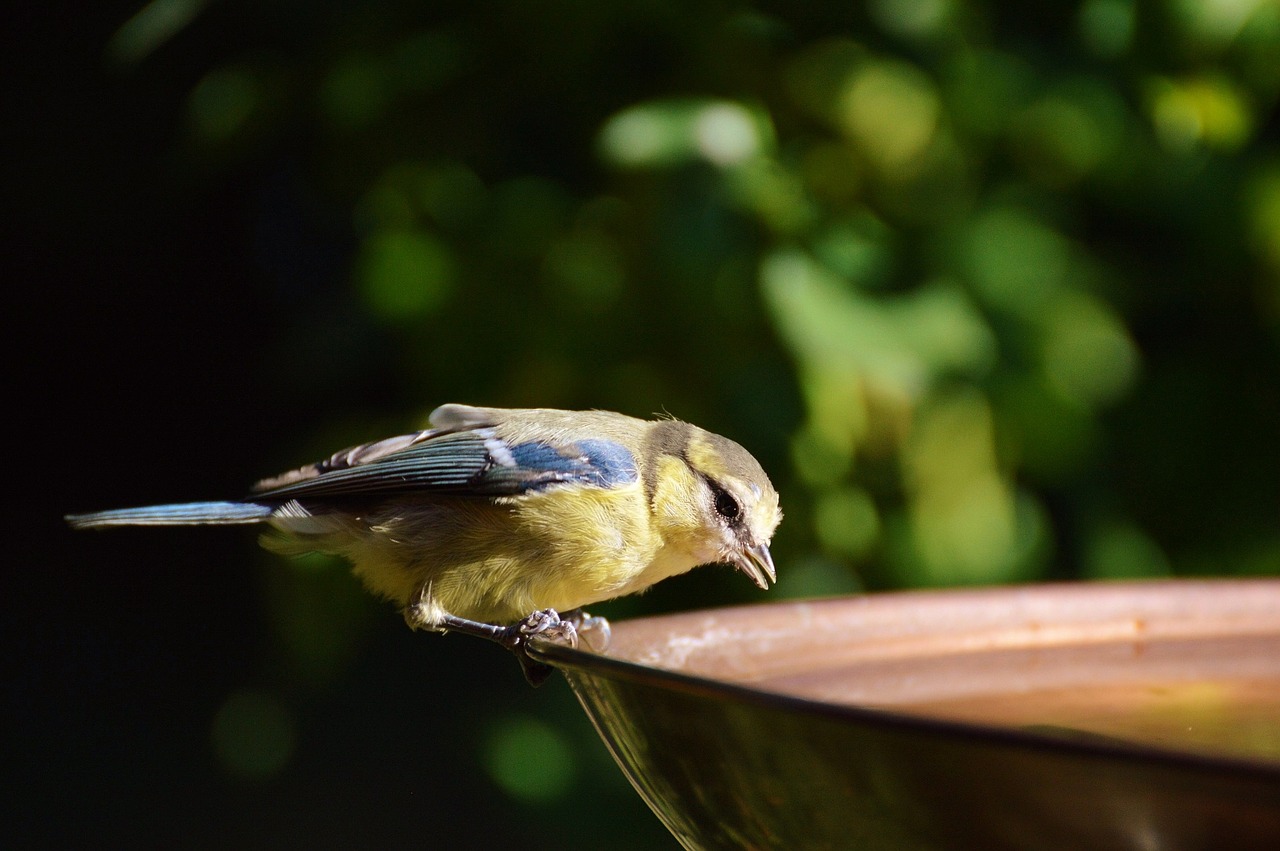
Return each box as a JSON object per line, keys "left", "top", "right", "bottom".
{"left": 335, "top": 483, "right": 686, "bottom": 624}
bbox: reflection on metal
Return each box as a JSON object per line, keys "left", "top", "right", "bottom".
{"left": 531, "top": 580, "right": 1280, "bottom": 850}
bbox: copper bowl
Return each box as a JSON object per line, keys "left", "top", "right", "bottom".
{"left": 529, "top": 579, "right": 1280, "bottom": 850}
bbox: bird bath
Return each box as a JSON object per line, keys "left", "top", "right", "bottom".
{"left": 529, "top": 579, "right": 1280, "bottom": 850}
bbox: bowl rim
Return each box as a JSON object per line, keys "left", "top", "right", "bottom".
{"left": 530, "top": 588, "right": 1280, "bottom": 782}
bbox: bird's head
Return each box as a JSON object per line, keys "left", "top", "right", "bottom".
{"left": 675, "top": 427, "right": 783, "bottom": 590}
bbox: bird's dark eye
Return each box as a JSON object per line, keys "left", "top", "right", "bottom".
{"left": 714, "top": 488, "right": 741, "bottom": 521}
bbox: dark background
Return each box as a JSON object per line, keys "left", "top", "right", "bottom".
{"left": 9, "top": 0, "right": 1280, "bottom": 847}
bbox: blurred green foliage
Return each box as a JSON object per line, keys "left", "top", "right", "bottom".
{"left": 81, "top": 0, "right": 1280, "bottom": 843}
{"left": 150, "top": 0, "right": 1280, "bottom": 588}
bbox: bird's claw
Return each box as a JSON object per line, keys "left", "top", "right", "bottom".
{"left": 507, "top": 608, "right": 611, "bottom": 685}
{"left": 517, "top": 608, "right": 579, "bottom": 648}
{"left": 401, "top": 591, "right": 612, "bottom": 686}
{"left": 559, "top": 608, "right": 612, "bottom": 653}
{"left": 517, "top": 608, "right": 612, "bottom": 653}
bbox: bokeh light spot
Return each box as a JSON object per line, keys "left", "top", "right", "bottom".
{"left": 964, "top": 209, "right": 1070, "bottom": 314}
{"left": 188, "top": 66, "right": 261, "bottom": 142}
{"left": 483, "top": 716, "right": 576, "bottom": 804}
{"left": 838, "top": 60, "right": 940, "bottom": 178}
{"left": 775, "top": 555, "right": 864, "bottom": 597}
{"left": 1085, "top": 523, "right": 1171, "bottom": 579}
{"left": 1079, "top": 0, "right": 1135, "bottom": 57}
{"left": 815, "top": 487, "right": 882, "bottom": 558}
{"left": 1248, "top": 166, "right": 1280, "bottom": 271}
{"left": 868, "top": 0, "right": 952, "bottom": 39}
{"left": 108, "top": 0, "right": 208, "bottom": 65}
{"left": 599, "top": 107, "right": 668, "bottom": 166}
{"left": 1012, "top": 95, "right": 1111, "bottom": 185}
{"left": 791, "top": 424, "right": 855, "bottom": 486}
{"left": 1041, "top": 293, "right": 1140, "bottom": 408}
{"left": 600, "top": 99, "right": 765, "bottom": 168}
{"left": 694, "top": 102, "right": 763, "bottom": 166}
{"left": 1149, "top": 76, "right": 1251, "bottom": 152}
{"left": 357, "top": 229, "right": 455, "bottom": 320}
{"left": 1172, "top": 0, "right": 1268, "bottom": 47}
{"left": 902, "top": 391, "right": 1024, "bottom": 585}
{"left": 211, "top": 689, "right": 296, "bottom": 780}
{"left": 763, "top": 250, "right": 994, "bottom": 403}
{"left": 320, "top": 55, "right": 389, "bottom": 130}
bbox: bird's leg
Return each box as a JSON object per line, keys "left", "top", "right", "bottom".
{"left": 439, "top": 611, "right": 565, "bottom": 686}
{"left": 557, "top": 608, "right": 612, "bottom": 653}
{"left": 403, "top": 586, "right": 577, "bottom": 686}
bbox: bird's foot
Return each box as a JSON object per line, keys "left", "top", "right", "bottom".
{"left": 517, "top": 608, "right": 578, "bottom": 647}
{"left": 402, "top": 586, "right": 607, "bottom": 686}
{"left": 402, "top": 599, "right": 561, "bottom": 686}
{"left": 557, "top": 608, "right": 612, "bottom": 653}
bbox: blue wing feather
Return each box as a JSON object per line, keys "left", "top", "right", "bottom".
{"left": 66, "top": 501, "right": 274, "bottom": 528}
{"left": 573, "top": 439, "right": 639, "bottom": 488}
{"left": 250, "top": 429, "right": 637, "bottom": 503}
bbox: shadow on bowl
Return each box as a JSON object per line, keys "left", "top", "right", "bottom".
{"left": 530, "top": 579, "right": 1280, "bottom": 850}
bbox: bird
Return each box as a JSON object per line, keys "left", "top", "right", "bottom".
{"left": 67, "top": 404, "right": 782, "bottom": 682}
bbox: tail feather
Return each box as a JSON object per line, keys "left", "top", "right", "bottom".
{"left": 66, "top": 501, "right": 274, "bottom": 529}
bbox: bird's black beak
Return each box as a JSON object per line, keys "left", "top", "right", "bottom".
{"left": 735, "top": 542, "right": 776, "bottom": 590}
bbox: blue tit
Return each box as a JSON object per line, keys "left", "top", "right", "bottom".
{"left": 67, "top": 404, "right": 782, "bottom": 680}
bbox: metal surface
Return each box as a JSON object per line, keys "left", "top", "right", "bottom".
{"left": 530, "top": 579, "right": 1280, "bottom": 850}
